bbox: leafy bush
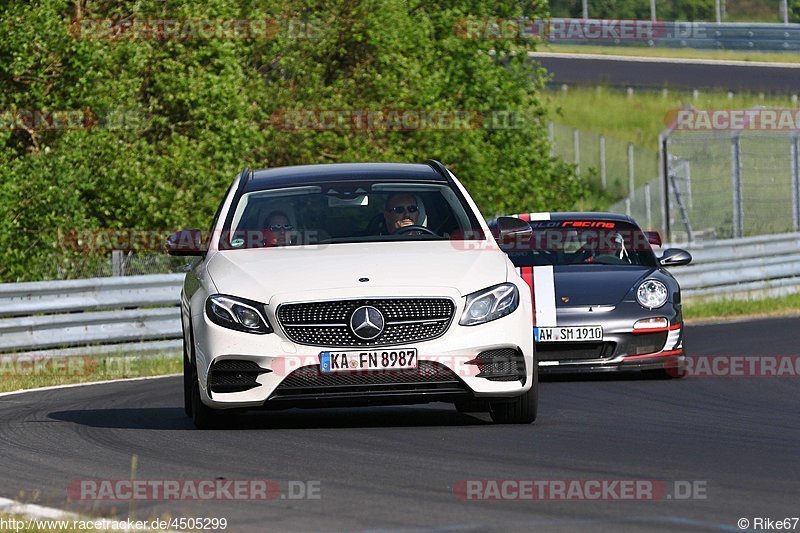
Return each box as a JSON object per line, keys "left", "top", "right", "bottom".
{"left": 0, "top": 0, "right": 587, "bottom": 282}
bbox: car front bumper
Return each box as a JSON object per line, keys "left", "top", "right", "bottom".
{"left": 191, "top": 286, "right": 535, "bottom": 410}
{"left": 535, "top": 301, "right": 684, "bottom": 375}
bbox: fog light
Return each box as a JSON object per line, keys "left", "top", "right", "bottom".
{"left": 633, "top": 317, "right": 669, "bottom": 332}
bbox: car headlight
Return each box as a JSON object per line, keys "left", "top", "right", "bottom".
{"left": 205, "top": 295, "right": 273, "bottom": 334}
{"left": 460, "top": 283, "right": 519, "bottom": 326}
{"left": 636, "top": 280, "right": 668, "bottom": 309}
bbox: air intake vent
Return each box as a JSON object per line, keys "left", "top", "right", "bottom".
{"left": 208, "top": 359, "right": 270, "bottom": 394}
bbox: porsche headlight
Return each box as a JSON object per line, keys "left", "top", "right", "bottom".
{"left": 460, "top": 283, "right": 519, "bottom": 326}
{"left": 205, "top": 295, "right": 273, "bottom": 334}
{"left": 636, "top": 280, "right": 668, "bottom": 309}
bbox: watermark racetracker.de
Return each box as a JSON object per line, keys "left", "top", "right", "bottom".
{"left": 68, "top": 17, "right": 321, "bottom": 41}
{"left": 454, "top": 18, "right": 708, "bottom": 41}
{"left": 68, "top": 479, "right": 321, "bottom": 501}
{"left": 454, "top": 479, "right": 708, "bottom": 500}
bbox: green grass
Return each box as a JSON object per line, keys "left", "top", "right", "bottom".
{"left": 546, "top": 85, "right": 797, "bottom": 149}
{"left": 539, "top": 43, "right": 800, "bottom": 64}
{"left": 683, "top": 292, "right": 800, "bottom": 321}
{"left": 0, "top": 353, "right": 181, "bottom": 394}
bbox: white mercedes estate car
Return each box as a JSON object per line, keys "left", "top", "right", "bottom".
{"left": 167, "top": 161, "right": 536, "bottom": 428}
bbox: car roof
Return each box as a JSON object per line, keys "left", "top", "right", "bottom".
{"left": 518, "top": 212, "right": 637, "bottom": 224}
{"left": 246, "top": 162, "right": 446, "bottom": 192}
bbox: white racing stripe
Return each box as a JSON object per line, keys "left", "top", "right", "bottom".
{"left": 532, "top": 265, "right": 557, "bottom": 327}
{"left": 666, "top": 327, "right": 682, "bottom": 350}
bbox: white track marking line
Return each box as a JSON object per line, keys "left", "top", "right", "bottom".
{"left": 0, "top": 497, "right": 81, "bottom": 520}
{"left": 0, "top": 374, "right": 183, "bottom": 531}
{"left": 0, "top": 373, "right": 180, "bottom": 399}
{"left": 0, "top": 496, "right": 179, "bottom": 531}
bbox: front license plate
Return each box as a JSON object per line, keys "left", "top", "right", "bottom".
{"left": 535, "top": 326, "right": 603, "bottom": 343}
{"left": 319, "top": 349, "right": 418, "bottom": 373}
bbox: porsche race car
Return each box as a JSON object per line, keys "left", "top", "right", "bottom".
{"left": 495, "top": 212, "right": 692, "bottom": 377}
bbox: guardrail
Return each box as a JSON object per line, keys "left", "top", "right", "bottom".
{"left": 1, "top": 235, "right": 798, "bottom": 355}
{"left": 668, "top": 232, "right": 800, "bottom": 300}
{"left": 0, "top": 274, "right": 184, "bottom": 356}
{"left": 538, "top": 19, "right": 800, "bottom": 51}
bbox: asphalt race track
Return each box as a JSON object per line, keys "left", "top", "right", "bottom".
{"left": 1, "top": 316, "right": 798, "bottom": 532}
{"left": 530, "top": 53, "right": 800, "bottom": 92}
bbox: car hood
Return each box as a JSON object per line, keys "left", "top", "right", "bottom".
{"left": 553, "top": 266, "right": 655, "bottom": 307}
{"left": 206, "top": 241, "right": 508, "bottom": 300}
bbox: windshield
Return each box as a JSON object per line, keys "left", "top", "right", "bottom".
{"left": 220, "top": 180, "right": 484, "bottom": 249}
{"left": 506, "top": 219, "right": 658, "bottom": 267}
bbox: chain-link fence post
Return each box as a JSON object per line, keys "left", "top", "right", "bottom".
{"left": 573, "top": 128, "right": 580, "bottom": 174}
{"left": 112, "top": 250, "right": 125, "bottom": 277}
{"left": 792, "top": 133, "right": 799, "bottom": 232}
{"left": 645, "top": 183, "right": 652, "bottom": 230}
{"left": 731, "top": 133, "right": 744, "bottom": 238}
{"left": 684, "top": 160, "right": 693, "bottom": 209}
{"left": 600, "top": 134, "right": 607, "bottom": 189}
{"left": 627, "top": 142, "right": 635, "bottom": 204}
{"left": 659, "top": 133, "right": 671, "bottom": 242}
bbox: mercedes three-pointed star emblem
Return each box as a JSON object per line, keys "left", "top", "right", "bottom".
{"left": 349, "top": 305, "right": 385, "bottom": 340}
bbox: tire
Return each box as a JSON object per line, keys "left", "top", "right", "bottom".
{"left": 182, "top": 329, "right": 193, "bottom": 417}
{"left": 489, "top": 382, "right": 538, "bottom": 424}
{"left": 454, "top": 398, "right": 490, "bottom": 413}
{"left": 190, "top": 367, "right": 222, "bottom": 430}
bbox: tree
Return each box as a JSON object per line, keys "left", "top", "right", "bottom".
{"left": 0, "top": 0, "right": 586, "bottom": 281}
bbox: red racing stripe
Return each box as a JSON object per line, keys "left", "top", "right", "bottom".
{"left": 622, "top": 349, "right": 683, "bottom": 361}
{"left": 518, "top": 213, "right": 531, "bottom": 222}
{"left": 520, "top": 266, "right": 535, "bottom": 325}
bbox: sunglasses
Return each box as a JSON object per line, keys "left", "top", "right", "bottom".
{"left": 268, "top": 224, "right": 294, "bottom": 231}
{"left": 389, "top": 205, "right": 419, "bottom": 215}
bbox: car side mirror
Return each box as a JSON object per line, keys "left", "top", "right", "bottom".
{"left": 166, "top": 229, "right": 207, "bottom": 256}
{"left": 659, "top": 248, "right": 692, "bottom": 267}
{"left": 489, "top": 217, "right": 532, "bottom": 249}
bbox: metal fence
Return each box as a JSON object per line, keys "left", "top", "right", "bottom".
{"left": 662, "top": 130, "right": 800, "bottom": 241}
{"left": 668, "top": 232, "right": 800, "bottom": 300}
{"left": 2, "top": 238, "right": 798, "bottom": 355}
{"left": 0, "top": 274, "right": 183, "bottom": 356}
{"left": 550, "top": 122, "right": 665, "bottom": 231}
{"left": 553, "top": 112, "right": 800, "bottom": 244}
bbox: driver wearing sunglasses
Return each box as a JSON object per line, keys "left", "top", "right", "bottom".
{"left": 264, "top": 210, "right": 294, "bottom": 246}
{"left": 383, "top": 193, "right": 422, "bottom": 234}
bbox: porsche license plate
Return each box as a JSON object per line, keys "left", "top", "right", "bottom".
{"left": 535, "top": 326, "right": 603, "bottom": 343}
{"left": 319, "top": 349, "right": 418, "bottom": 373}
